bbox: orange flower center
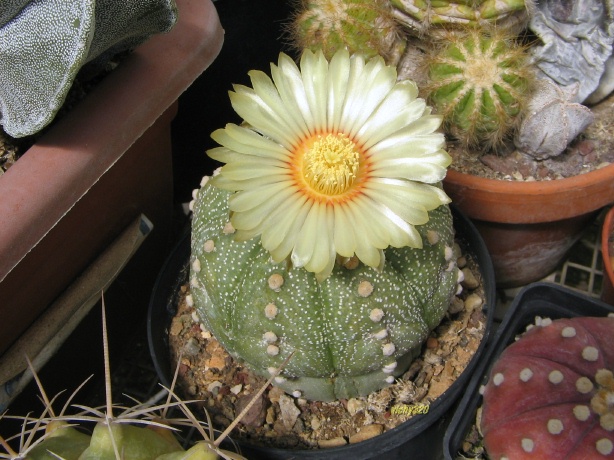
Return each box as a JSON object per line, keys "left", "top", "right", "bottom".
{"left": 293, "top": 132, "right": 367, "bottom": 202}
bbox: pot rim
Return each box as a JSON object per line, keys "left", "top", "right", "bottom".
{"left": 443, "top": 164, "right": 614, "bottom": 224}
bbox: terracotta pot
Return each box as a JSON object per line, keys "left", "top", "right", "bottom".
{"left": 0, "top": 0, "right": 224, "bottom": 356}
{"left": 443, "top": 164, "right": 614, "bottom": 288}
{"left": 602, "top": 206, "right": 614, "bottom": 305}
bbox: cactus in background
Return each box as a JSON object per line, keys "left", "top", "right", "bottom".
{"left": 0, "top": 0, "right": 178, "bottom": 138}
{"left": 288, "top": 0, "right": 406, "bottom": 64}
{"left": 390, "top": 0, "right": 530, "bottom": 36}
{"left": 189, "top": 49, "right": 460, "bottom": 402}
{"left": 423, "top": 28, "right": 533, "bottom": 151}
{"left": 481, "top": 316, "right": 614, "bottom": 459}
{"left": 0, "top": 306, "right": 248, "bottom": 460}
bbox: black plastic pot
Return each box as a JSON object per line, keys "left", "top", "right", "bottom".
{"left": 443, "top": 282, "right": 614, "bottom": 460}
{"left": 148, "top": 206, "right": 496, "bottom": 460}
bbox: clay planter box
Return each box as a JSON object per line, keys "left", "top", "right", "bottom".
{"left": 443, "top": 163, "right": 614, "bottom": 289}
{"left": 602, "top": 206, "right": 614, "bottom": 305}
{"left": 443, "top": 282, "right": 614, "bottom": 459}
{"left": 148, "top": 206, "right": 496, "bottom": 460}
{"left": 0, "top": 0, "right": 224, "bottom": 357}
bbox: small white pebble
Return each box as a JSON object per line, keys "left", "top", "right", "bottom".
{"left": 493, "top": 373, "right": 505, "bottom": 386}
{"left": 263, "top": 331, "right": 278, "bottom": 343}
{"left": 582, "top": 346, "right": 599, "bottom": 362}
{"left": 192, "top": 258, "right": 201, "bottom": 273}
{"left": 230, "top": 384, "right": 243, "bottom": 395}
{"left": 268, "top": 274, "right": 284, "bottom": 291}
{"left": 267, "top": 367, "right": 277, "bottom": 375}
{"left": 456, "top": 268, "right": 465, "bottom": 284}
{"left": 561, "top": 326, "right": 576, "bottom": 338}
{"left": 549, "top": 370, "right": 564, "bottom": 384}
{"left": 267, "top": 345, "right": 280, "bottom": 356}
{"left": 373, "top": 329, "right": 388, "bottom": 340}
{"left": 444, "top": 245, "right": 454, "bottom": 261}
{"left": 519, "top": 368, "right": 533, "bottom": 382}
{"left": 190, "top": 310, "right": 199, "bottom": 322}
{"left": 274, "top": 376, "right": 286, "bottom": 383}
{"left": 576, "top": 376, "right": 594, "bottom": 394}
{"left": 521, "top": 438, "right": 534, "bottom": 453}
{"left": 573, "top": 405, "right": 591, "bottom": 421}
{"left": 186, "top": 294, "right": 194, "bottom": 308}
{"left": 596, "top": 438, "right": 613, "bottom": 456}
{"left": 369, "top": 308, "right": 384, "bottom": 322}
{"left": 385, "top": 376, "right": 395, "bottom": 384}
{"left": 265, "top": 303, "right": 279, "bottom": 319}
{"left": 292, "top": 390, "right": 302, "bottom": 398}
{"left": 547, "top": 419, "right": 564, "bottom": 435}
{"left": 204, "top": 240, "right": 215, "bottom": 253}
{"left": 358, "top": 280, "right": 374, "bottom": 297}
{"left": 382, "top": 343, "right": 396, "bottom": 356}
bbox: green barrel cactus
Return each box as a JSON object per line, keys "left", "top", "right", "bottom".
{"left": 423, "top": 28, "right": 533, "bottom": 150}
{"left": 189, "top": 49, "right": 458, "bottom": 401}
{"left": 190, "top": 181, "right": 459, "bottom": 401}
{"left": 390, "top": 0, "right": 529, "bottom": 36}
{"left": 0, "top": 0, "right": 178, "bottom": 138}
{"left": 288, "top": 0, "right": 406, "bottom": 64}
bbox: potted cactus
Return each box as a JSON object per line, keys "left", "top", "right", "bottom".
{"left": 286, "top": 0, "right": 614, "bottom": 288}
{"left": 0, "top": 0, "right": 224, "bottom": 356}
{"left": 149, "top": 47, "right": 495, "bottom": 459}
{"left": 0, "top": 306, "right": 251, "bottom": 460}
{"left": 443, "top": 282, "right": 614, "bottom": 459}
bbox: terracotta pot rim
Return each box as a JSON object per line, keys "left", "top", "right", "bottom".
{"left": 443, "top": 163, "right": 614, "bottom": 223}
{"left": 445, "top": 162, "right": 614, "bottom": 195}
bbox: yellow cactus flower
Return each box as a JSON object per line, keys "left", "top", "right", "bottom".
{"left": 208, "top": 49, "right": 451, "bottom": 279}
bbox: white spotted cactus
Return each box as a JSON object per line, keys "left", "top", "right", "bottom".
{"left": 188, "top": 49, "right": 458, "bottom": 402}
{"left": 190, "top": 180, "right": 459, "bottom": 401}
{"left": 481, "top": 316, "right": 614, "bottom": 459}
{"left": 0, "top": 0, "right": 177, "bottom": 138}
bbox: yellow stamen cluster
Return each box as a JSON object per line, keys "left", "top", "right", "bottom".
{"left": 302, "top": 133, "right": 360, "bottom": 196}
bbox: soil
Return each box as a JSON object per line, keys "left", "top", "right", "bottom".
{"left": 167, "top": 243, "right": 488, "bottom": 451}
{"left": 448, "top": 90, "right": 614, "bottom": 181}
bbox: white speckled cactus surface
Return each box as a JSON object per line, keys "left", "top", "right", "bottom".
{"left": 0, "top": 0, "right": 177, "bottom": 138}
{"left": 188, "top": 50, "right": 462, "bottom": 401}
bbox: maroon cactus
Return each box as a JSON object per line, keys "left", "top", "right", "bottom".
{"left": 481, "top": 316, "right": 614, "bottom": 459}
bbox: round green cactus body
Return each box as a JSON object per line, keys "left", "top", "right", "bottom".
{"left": 424, "top": 29, "right": 532, "bottom": 150}
{"left": 289, "top": 0, "right": 406, "bottom": 64}
{"left": 189, "top": 179, "right": 460, "bottom": 402}
{"left": 391, "top": 0, "right": 528, "bottom": 36}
